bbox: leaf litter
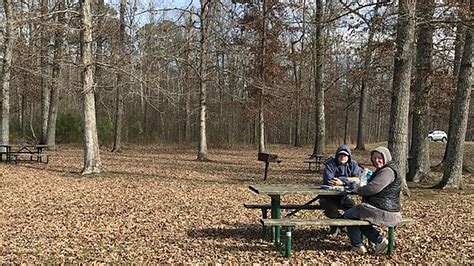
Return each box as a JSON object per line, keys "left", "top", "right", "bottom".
{"left": 0, "top": 142, "right": 473, "bottom": 263}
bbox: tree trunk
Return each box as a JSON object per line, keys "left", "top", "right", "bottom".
{"left": 436, "top": 0, "right": 473, "bottom": 189}
{"left": 407, "top": 0, "right": 435, "bottom": 183}
{"left": 292, "top": 40, "right": 303, "bottom": 147}
{"left": 1, "top": 0, "right": 13, "bottom": 148}
{"left": 81, "top": 0, "right": 101, "bottom": 175}
{"left": 94, "top": 0, "right": 105, "bottom": 122}
{"left": 21, "top": 94, "right": 26, "bottom": 139}
{"left": 185, "top": 11, "right": 194, "bottom": 142}
{"left": 47, "top": 0, "right": 65, "bottom": 150}
{"left": 257, "top": 0, "right": 268, "bottom": 154}
{"left": 312, "top": 0, "right": 325, "bottom": 156}
{"left": 356, "top": 3, "right": 380, "bottom": 151}
{"left": 388, "top": 0, "right": 416, "bottom": 196}
{"left": 438, "top": 11, "right": 467, "bottom": 167}
{"left": 40, "top": 0, "right": 50, "bottom": 144}
{"left": 112, "top": 0, "right": 126, "bottom": 153}
{"left": 197, "top": 0, "right": 214, "bottom": 161}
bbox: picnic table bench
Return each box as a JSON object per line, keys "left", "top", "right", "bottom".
{"left": 0, "top": 144, "right": 49, "bottom": 164}
{"left": 244, "top": 202, "right": 325, "bottom": 237}
{"left": 304, "top": 154, "right": 324, "bottom": 171}
{"left": 257, "top": 152, "right": 282, "bottom": 181}
{"left": 262, "top": 217, "right": 413, "bottom": 257}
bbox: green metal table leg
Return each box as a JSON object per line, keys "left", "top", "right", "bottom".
{"left": 284, "top": 226, "right": 292, "bottom": 258}
{"left": 387, "top": 227, "right": 395, "bottom": 256}
{"left": 271, "top": 195, "right": 281, "bottom": 249}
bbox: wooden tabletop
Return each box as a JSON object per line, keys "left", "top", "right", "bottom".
{"left": 0, "top": 144, "right": 48, "bottom": 148}
{"left": 249, "top": 184, "right": 347, "bottom": 196}
{"left": 34, "top": 144, "right": 49, "bottom": 148}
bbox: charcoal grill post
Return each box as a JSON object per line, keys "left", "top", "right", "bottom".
{"left": 258, "top": 153, "right": 282, "bottom": 181}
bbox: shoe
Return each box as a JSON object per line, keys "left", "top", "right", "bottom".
{"left": 373, "top": 237, "right": 388, "bottom": 255}
{"left": 352, "top": 245, "right": 367, "bottom": 254}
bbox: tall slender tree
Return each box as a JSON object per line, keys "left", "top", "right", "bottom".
{"left": 184, "top": 11, "right": 195, "bottom": 142}
{"left": 355, "top": 2, "right": 381, "bottom": 151}
{"left": 388, "top": 0, "right": 416, "bottom": 196}
{"left": 312, "top": 0, "right": 325, "bottom": 156}
{"left": 1, "top": 0, "right": 13, "bottom": 148}
{"left": 407, "top": 0, "right": 435, "bottom": 182}
{"left": 46, "top": 0, "right": 65, "bottom": 150}
{"left": 437, "top": 5, "right": 467, "bottom": 168}
{"left": 197, "top": 0, "right": 214, "bottom": 161}
{"left": 436, "top": 0, "right": 473, "bottom": 189}
{"left": 94, "top": 0, "right": 105, "bottom": 123}
{"left": 112, "top": 0, "right": 126, "bottom": 153}
{"left": 81, "top": 0, "right": 101, "bottom": 174}
{"left": 40, "top": 0, "right": 50, "bottom": 144}
{"left": 257, "top": 0, "right": 269, "bottom": 153}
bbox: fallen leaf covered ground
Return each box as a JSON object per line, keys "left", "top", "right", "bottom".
{"left": 1, "top": 142, "right": 473, "bottom": 263}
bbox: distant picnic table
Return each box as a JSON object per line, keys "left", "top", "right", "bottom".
{"left": 0, "top": 144, "right": 49, "bottom": 163}
{"left": 304, "top": 154, "right": 324, "bottom": 171}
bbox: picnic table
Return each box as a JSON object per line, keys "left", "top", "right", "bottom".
{"left": 0, "top": 144, "right": 49, "bottom": 163}
{"left": 304, "top": 154, "right": 324, "bottom": 171}
{"left": 249, "top": 184, "right": 345, "bottom": 249}
{"left": 248, "top": 184, "right": 412, "bottom": 257}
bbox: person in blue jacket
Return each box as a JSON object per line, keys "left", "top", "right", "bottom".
{"left": 320, "top": 144, "right": 361, "bottom": 234}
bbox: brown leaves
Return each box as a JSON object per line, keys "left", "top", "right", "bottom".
{"left": 0, "top": 143, "right": 473, "bottom": 263}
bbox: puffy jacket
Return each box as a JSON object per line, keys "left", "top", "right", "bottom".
{"left": 363, "top": 160, "right": 401, "bottom": 212}
{"left": 322, "top": 144, "right": 361, "bottom": 185}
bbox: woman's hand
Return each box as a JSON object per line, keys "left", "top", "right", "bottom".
{"left": 329, "top": 178, "right": 344, "bottom": 186}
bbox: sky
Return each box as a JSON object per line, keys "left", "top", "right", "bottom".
{"left": 105, "top": 0, "right": 200, "bottom": 27}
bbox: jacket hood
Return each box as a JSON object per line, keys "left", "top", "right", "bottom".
{"left": 335, "top": 144, "right": 353, "bottom": 160}
{"left": 371, "top": 146, "right": 392, "bottom": 167}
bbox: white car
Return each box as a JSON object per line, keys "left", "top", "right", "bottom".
{"left": 428, "top": 130, "right": 447, "bottom": 142}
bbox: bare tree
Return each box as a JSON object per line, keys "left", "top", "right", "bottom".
{"left": 388, "top": 0, "right": 416, "bottom": 196}
{"left": 81, "top": 0, "right": 101, "bottom": 174}
{"left": 94, "top": 0, "right": 105, "bottom": 122}
{"left": 437, "top": 5, "right": 467, "bottom": 168}
{"left": 355, "top": 2, "right": 381, "bottom": 151}
{"left": 407, "top": 0, "right": 435, "bottom": 182}
{"left": 40, "top": 0, "right": 50, "bottom": 144}
{"left": 291, "top": 39, "right": 303, "bottom": 147}
{"left": 436, "top": 0, "right": 473, "bottom": 189}
{"left": 197, "top": 0, "right": 215, "bottom": 161}
{"left": 112, "top": 0, "right": 126, "bottom": 153}
{"left": 312, "top": 0, "right": 325, "bottom": 156}
{"left": 46, "top": 0, "right": 65, "bottom": 150}
{"left": 256, "top": 0, "right": 270, "bottom": 153}
{"left": 184, "top": 11, "right": 195, "bottom": 142}
{"left": 1, "top": 0, "right": 13, "bottom": 147}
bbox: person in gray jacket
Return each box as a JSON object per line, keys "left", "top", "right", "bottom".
{"left": 343, "top": 146, "right": 402, "bottom": 255}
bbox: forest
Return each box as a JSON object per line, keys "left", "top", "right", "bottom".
{"left": 2, "top": 0, "right": 471, "bottom": 184}
{"left": 0, "top": 0, "right": 473, "bottom": 263}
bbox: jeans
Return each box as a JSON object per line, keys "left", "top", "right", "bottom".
{"left": 319, "top": 195, "right": 355, "bottom": 218}
{"left": 344, "top": 206, "right": 383, "bottom": 247}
